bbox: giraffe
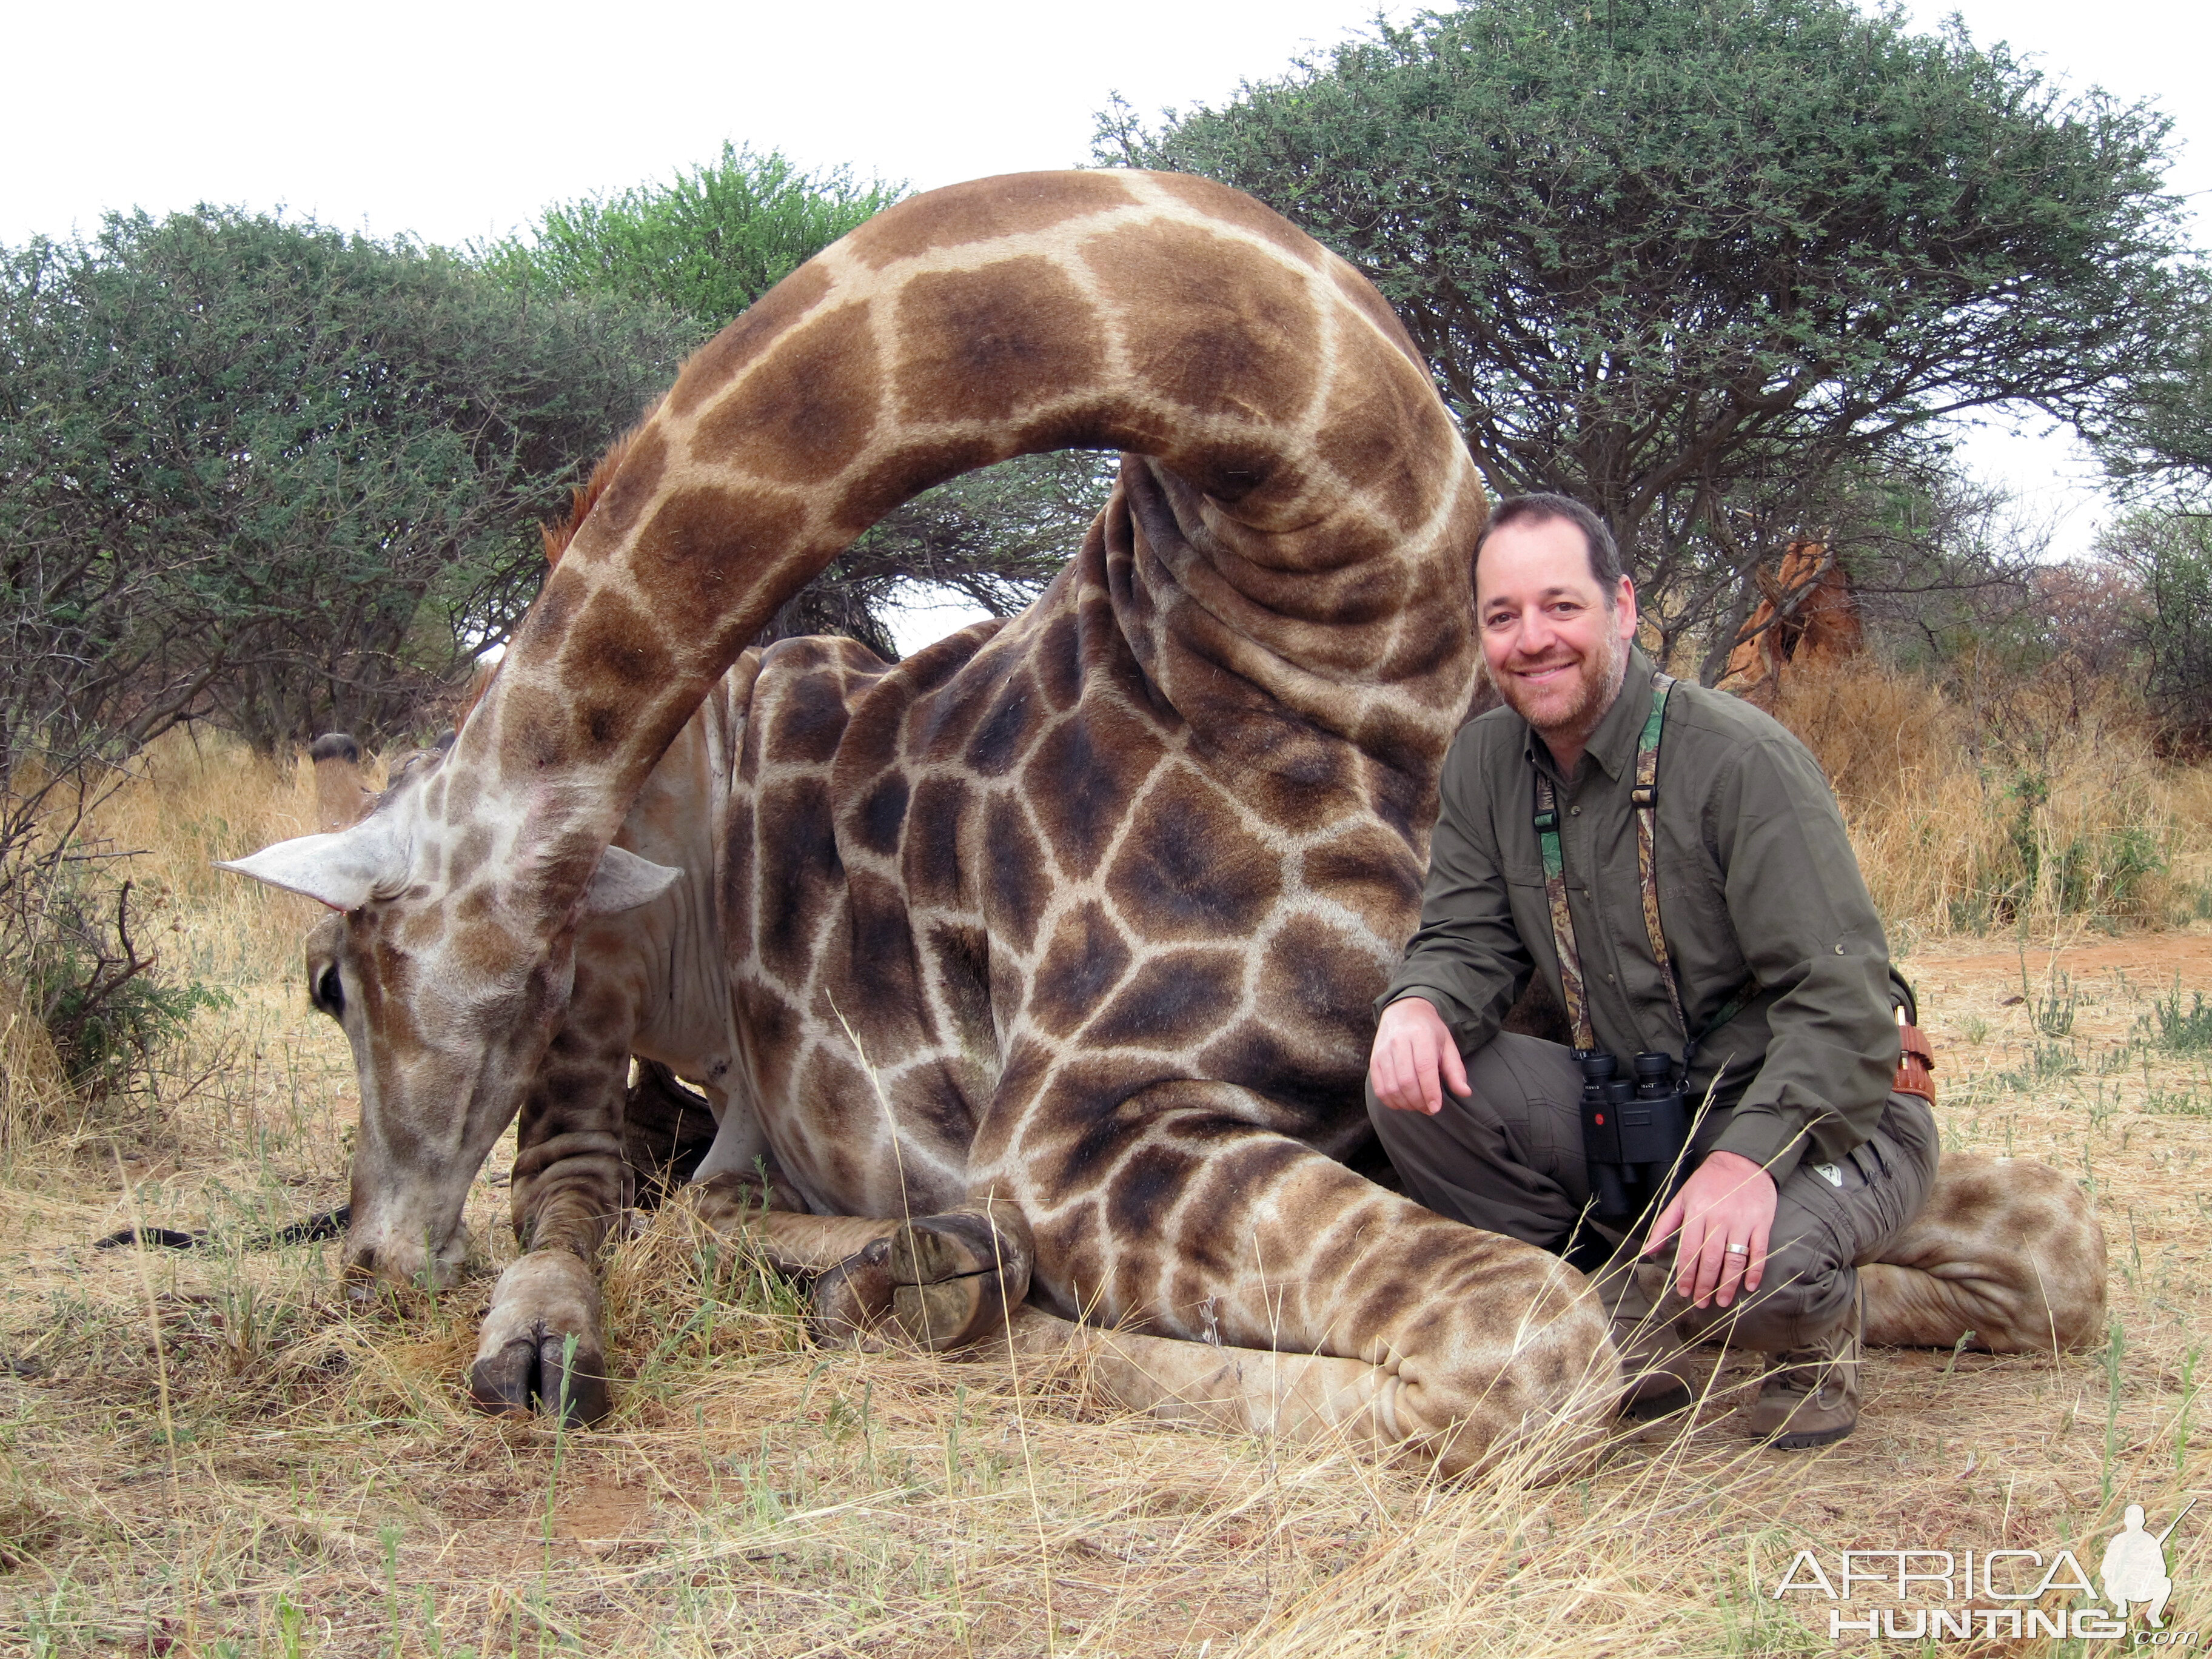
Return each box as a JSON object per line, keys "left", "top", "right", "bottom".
{"left": 224, "top": 172, "right": 2105, "bottom": 1470}
{"left": 1720, "top": 540, "right": 1863, "bottom": 707}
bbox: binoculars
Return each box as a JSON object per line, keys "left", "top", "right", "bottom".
{"left": 1577, "top": 1049, "right": 1694, "bottom": 1224}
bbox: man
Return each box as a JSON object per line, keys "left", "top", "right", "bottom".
{"left": 1367, "top": 493, "right": 1936, "bottom": 1447}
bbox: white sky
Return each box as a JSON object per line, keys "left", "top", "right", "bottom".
{"left": 8, "top": 0, "right": 2207, "bottom": 651}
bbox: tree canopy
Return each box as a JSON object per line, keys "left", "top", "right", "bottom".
{"left": 1, "top": 208, "right": 692, "bottom": 755}
{"left": 483, "top": 143, "right": 903, "bottom": 326}
{"left": 1104, "top": 0, "right": 2199, "bottom": 667}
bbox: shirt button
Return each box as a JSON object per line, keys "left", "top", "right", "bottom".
{"left": 1606, "top": 973, "right": 1617, "bottom": 982}
{"left": 1569, "top": 806, "right": 1581, "bottom": 816}
{"left": 1834, "top": 943, "right": 1845, "bottom": 954}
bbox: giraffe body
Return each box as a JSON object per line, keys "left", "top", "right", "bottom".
{"left": 229, "top": 172, "right": 2102, "bottom": 1469}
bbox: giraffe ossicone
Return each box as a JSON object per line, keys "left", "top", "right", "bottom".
{"left": 224, "top": 169, "right": 2105, "bottom": 1470}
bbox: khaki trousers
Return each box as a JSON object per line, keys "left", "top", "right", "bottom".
{"left": 1366, "top": 1031, "right": 1939, "bottom": 1351}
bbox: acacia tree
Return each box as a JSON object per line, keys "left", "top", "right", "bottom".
{"left": 1104, "top": 0, "right": 2197, "bottom": 670}
{"left": 491, "top": 145, "right": 1108, "bottom": 653}
{"left": 2, "top": 209, "right": 693, "bottom": 752}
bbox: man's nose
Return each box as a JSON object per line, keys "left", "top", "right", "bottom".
{"left": 1510, "top": 611, "right": 1557, "bottom": 659}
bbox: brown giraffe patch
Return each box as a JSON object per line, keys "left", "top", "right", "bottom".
{"left": 1087, "top": 948, "right": 1247, "bottom": 1051}
{"left": 632, "top": 483, "right": 813, "bottom": 625}
{"left": 1022, "top": 702, "right": 1165, "bottom": 879}
{"left": 892, "top": 258, "right": 1108, "bottom": 427}
{"left": 560, "top": 588, "right": 674, "bottom": 698}
{"left": 845, "top": 170, "right": 1139, "bottom": 269}
{"left": 695, "top": 300, "right": 883, "bottom": 484}
{"left": 1312, "top": 335, "right": 1458, "bottom": 533}
{"left": 980, "top": 796, "right": 1051, "bottom": 952}
{"left": 1301, "top": 825, "right": 1426, "bottom": 940}
{"left": 668, "top": 263, "right": 833, "bottom": 418}
{"left": 901, "top": 776, "right": 974, "bottom": 910}
{"left": 1084, "top": 220, "right": 1323, "bottom": 426}
{"left": 1029, "top": 903, "right": 1136, "bottom": 1039}
{"left": 1102, "top": 766, "right": 1282, "bottom": 943}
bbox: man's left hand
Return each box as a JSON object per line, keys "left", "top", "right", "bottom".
{"left": 1642, "top": 1149, "right": 1777, "bottom": 1309}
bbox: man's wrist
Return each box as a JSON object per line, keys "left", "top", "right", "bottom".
{"left": 1699, "top": 1148, "right": 1777, "bottom": 1192}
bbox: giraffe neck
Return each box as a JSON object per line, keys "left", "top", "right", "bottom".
{"left": 452, "top": 170, "right": 1484, "bottom": 922}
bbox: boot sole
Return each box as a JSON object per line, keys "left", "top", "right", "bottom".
{"left": 1764, "top": 1419, "right": 1856, "bottom": 1450}
{"left": 1623, "top": 1384, "right": 1695, "bottom": 1422}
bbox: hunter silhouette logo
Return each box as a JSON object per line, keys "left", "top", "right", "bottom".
{"left": 2103, "top": 1501, "right": 2191, "bottom": 1631}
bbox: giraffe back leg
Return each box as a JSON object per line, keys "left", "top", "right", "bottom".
{"left": 1859, "top": 1151, "right": 2108, "bottom": 1353}
{"left": 984, "top": 1082, "right": 1615, "bottom": 1477}
{"left": 1000, "top": 1303, "right": 1611, "bottom": 1480}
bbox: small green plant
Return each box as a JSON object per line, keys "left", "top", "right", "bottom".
{"left": 2143, "top": 979, "right": 2212, "bottom": 1054}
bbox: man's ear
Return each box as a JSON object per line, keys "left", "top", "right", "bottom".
{"left": 1616, "top": 575, "right": 1639, "bottom": 638}
{"left": 581, "top": 845, "right": 681, "bottom": 916}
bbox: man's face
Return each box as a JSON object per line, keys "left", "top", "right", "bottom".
{"left": 1475, "top": 514, "right": 1638, "bottom": 742}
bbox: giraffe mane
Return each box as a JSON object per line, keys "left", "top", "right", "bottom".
{"left": 468, "top": 411, "right": 664, "bottom": 725}
{"left": 540, "top": 415, "right": 656, "bottom": 569}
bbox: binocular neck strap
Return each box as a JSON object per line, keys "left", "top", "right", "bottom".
{"left": 1531, "top": 670, "right": 1686, "bottom": 1058}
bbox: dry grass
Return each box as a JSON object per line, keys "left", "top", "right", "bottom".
{"left": 5, "top": 722, "right": 2212, "bottom": 1657}
{"left": 1769, "top": 659, "right": 2212, "bottom": 948}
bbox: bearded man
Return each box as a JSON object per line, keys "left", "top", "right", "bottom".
{"left": 1367, "top": 493, "right": 1936, "bottom": 1447}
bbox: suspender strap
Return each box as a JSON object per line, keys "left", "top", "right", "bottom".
{"left": 1631, "top": 674, "right": 1695, "bottom": 1053}
{"left": 1532, "top": 669, "right": 1756, "bottom": 1065}
{"left": 1532, "top": 769, "right": 1597, "bottom": 1052}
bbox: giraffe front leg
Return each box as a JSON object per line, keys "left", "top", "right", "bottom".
{"left": 468, "top": 1019, "right": 632, "bottom": 1424}
{"left": 681, "top": 1183, "right": 1034, "bottom": 1352}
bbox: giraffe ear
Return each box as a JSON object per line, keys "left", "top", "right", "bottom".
{"left": 216, "top": 820, "right": 405, "bottom": 911}
{"left": 581, "top": 845, "right": 681, "bottom": 916}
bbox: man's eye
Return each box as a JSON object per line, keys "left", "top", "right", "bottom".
{"left": 314, "top": 965, "right": 344, "bottom": 1017}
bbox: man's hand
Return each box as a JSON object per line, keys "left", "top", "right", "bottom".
{"left": 1368, "top": 997, "right": 1469, "bottom": 1115}
{"left": 1643, "top": 1149, "right": 1777, "bottom": 1309}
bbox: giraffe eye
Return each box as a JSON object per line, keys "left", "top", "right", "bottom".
{"left": 313, "top": 964, "right": 344, "bottom": 1018}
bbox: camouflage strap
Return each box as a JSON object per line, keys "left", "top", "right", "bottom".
{"left": 1532, "top": 769, "right": 1596, "bottom": 1052}
{"left": 1533, "top": 669, "right": 1756, "bottom": 1065}
{"left": 1632, "top": 673, "right": 1693, "bottom": 1050}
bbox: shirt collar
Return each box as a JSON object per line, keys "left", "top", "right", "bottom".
{"left": 1522, "top": 643, "right": 1657, "bottom": 783}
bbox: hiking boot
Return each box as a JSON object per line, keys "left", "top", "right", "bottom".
{"left": 1599, "top": 1258, "right": 1703, "bottom": 1421}
{"left": 1746, "top": 1282, "right": 1862, "bottom": 1449}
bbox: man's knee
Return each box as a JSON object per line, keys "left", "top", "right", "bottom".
{"left": 1670, "top": 1224, "right": 1854, "bottom": 1350}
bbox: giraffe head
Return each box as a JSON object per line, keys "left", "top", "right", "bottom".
{"left": 222, "top": 743, "right": 680, "bottom": 1293}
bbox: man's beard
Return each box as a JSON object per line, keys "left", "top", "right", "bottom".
{"left": 1487, "top": 624, "right": 1629, "bottom": 748}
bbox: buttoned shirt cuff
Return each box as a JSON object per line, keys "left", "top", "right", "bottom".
{"left": 1709, "top": 1107, "right": 1809, "bottom": 1190}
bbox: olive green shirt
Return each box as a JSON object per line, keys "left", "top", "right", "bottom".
{"left": 1381, "top": 645, "right": 1902, "bottom": 1187}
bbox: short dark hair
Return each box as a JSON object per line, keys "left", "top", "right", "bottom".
{"left": 1473, "top": 494, "right": 1624, "bottom": 596}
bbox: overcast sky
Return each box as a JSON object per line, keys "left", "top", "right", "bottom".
{"left": 10, "top": 0, "right": 2207, "bottom": 648}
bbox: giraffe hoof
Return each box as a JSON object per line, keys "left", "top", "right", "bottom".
{"left": 468, "top": 1250, "right": 610, "bottom": 1425}
{"left": 808, "top": 1237, "right": 897, "bottom": 1345}
{"left": 468, "top": 1329, "right": 611, "bottom": 1426}
{"left": 884, "top": 1208, "right": 1033, "bottom": 1352}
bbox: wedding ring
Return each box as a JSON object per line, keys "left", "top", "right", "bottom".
{"left": 1724, "top": 1242, "right": 1749, "bottom": 1255}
